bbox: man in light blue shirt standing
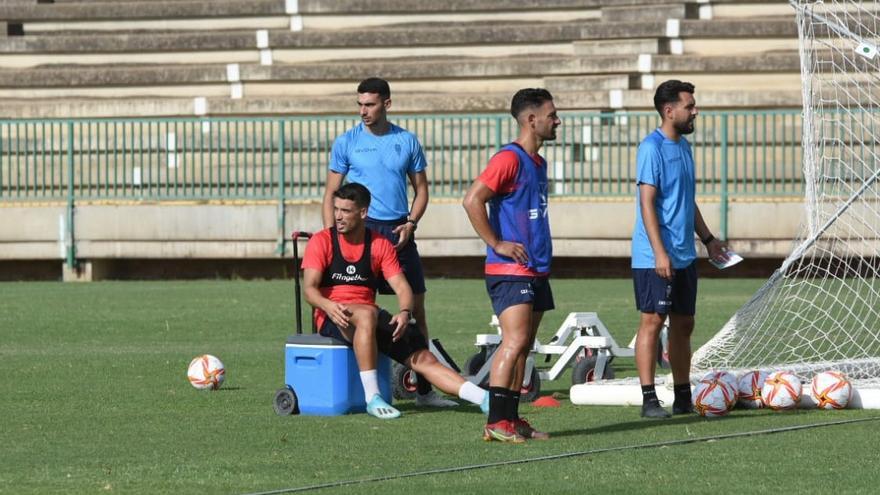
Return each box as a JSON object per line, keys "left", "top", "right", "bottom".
{"left": 632, "top": 80, "right": 729, "bottom": 418}
{"left": 322, "top": 78, "right": 457, "bottom": 408}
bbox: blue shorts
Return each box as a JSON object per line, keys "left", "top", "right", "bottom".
{"left": 319, "top": 309, "right": 428, "bottom": 364}
{"left": 366, "top": 217, "right": 427, "bottom": 295}
{"left": 632, "top": 262, "right": 698, "bottom": 316}
{"left": 485, "top": 275, "right": 555, "bottom": 317}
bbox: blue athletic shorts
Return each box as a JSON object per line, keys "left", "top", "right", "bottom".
{"left": 632, "top": 262, "right": 698, "bottom": 315}
{"left": 366, "top": 217, "right": 427, "bottom": 295}
{"left": 485, "top": 275, "right": 555, "bottom": 317}
{"left": 319, "top": 309, "right": 428, "bottom": 364}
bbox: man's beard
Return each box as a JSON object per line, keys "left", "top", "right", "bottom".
{"left": 674, "top": 119, "right": 695, "bottom": 135}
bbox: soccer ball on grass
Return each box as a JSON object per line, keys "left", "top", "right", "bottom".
{"left": 693, "top": 376, "right": 737, "bottom": 417}
{"left": 810, "top": 371, "right": 852, "bottom": 410}
{"left": 702, "top": 371, "right": 738, "bottom": 396}
{"left": 761, "top": 370, "right": 801, "bottom": 410}
{"left": 737, "top": 370, "right": 769, "bottom": 409}
{"left": 187, "top": 354, "right": 226, "bottom": 390}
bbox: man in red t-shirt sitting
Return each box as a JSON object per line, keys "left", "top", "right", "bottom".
{"left": 302, "top": 182, "right": 488, "bottom": 419}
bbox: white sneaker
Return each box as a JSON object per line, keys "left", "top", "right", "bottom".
{"left": 414, "top": 390, "right": 458, "bottom": 408}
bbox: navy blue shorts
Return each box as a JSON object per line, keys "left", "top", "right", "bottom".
{"left": 366, "top": 217, "right": 427, "bottom": 295}
{"left": 319, "top": 308, "right": 428, "bottom": 364}
{"left": 485, "top": 275, "right": 555, "bottom": 316}
{"left": 632, "top": 262, "right": 698, "bottom": 315}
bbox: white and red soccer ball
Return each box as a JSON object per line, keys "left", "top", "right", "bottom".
{"left": 810, "top": 371, "right": 852, "bottom": 409}
{"left": 187, "top": 354, "right": 226, "bottom": 390}
{"left": 737, "top": 370, "right": 769, "bottom": 409}
{"left": 693, "top": 376, "right": 737, "bottom": 417}
{"left": 761, "top": 370, "right": 802, "bottom": 410}
{"left": 702, "top": 371, "right": 738, "bottom": 396}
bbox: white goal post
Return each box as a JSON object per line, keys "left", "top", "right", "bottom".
{"left": 574, "top": 0, "right": 880, "bottom": 408}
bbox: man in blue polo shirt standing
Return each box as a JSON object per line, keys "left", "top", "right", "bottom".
{"left": 322, "top": 77, "right": 457, "bottom": 408}
{"left": 632, "top": 80, "right": 729, "bottom": 418}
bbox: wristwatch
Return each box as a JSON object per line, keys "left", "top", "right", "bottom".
{"left": 406, "top": 216, "right": 418, "bottom": 230}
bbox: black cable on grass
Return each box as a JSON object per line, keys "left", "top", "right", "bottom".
{"left": 242, "top": 416, "right": 880, "bottom": 495}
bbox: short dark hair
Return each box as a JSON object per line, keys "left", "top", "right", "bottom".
{"left": 653, "top": 80, "right": 695, "bottom": 116}
{"left": 333, "top": 182, "right": 371, "bottom": 209}
{"left": 510, "top": 88, "right": 554, "bottom": 119}
{"left": 357, "top": 77, "right": 391, "bottom": 100}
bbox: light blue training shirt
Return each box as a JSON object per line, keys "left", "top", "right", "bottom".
{"left": 631, "top": 128, "right": 697, "bottom": 269}
{"left": 329, "top": 122, "right": 427, "bottom": 221}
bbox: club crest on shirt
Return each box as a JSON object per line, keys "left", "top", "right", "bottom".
{"left": 394, "top": 143, "right": 402, "bottom": 156}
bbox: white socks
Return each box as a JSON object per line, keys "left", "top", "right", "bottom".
{"left": 458, "top": 381, "right": 486, "bottom": 405}
{"left": 360, "top": 370, "right": 380, "bottom": 401}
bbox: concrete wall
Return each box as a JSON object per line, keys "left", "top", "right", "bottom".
{"left": 0, "top": 198, "right": 806, "bottom": 279}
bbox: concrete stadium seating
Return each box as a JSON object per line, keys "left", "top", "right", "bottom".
{"left": 0, "top": 0, "right": 805, "bottom": 118}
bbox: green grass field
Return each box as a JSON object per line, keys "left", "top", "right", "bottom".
{"left": 2, "top": 279, "right": 879, "bottom": 494}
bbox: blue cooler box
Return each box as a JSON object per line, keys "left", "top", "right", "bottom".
{"left": 284, "top": 334, "right": 392, "bottom": 416}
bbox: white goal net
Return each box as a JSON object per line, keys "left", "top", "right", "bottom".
{"left": 691, "top": 0, "right": 880, "bottom": 387}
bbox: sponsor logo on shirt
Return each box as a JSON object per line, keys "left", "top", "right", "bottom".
{"left": 354, "top": 147, "right": 378, "bottom": 153}
{"left": 346, "top": 265, "right": 356, "bottom": 275}
{"left": 529, "top": 192, "right": 549, "bottom": 220}
{"left": 331, "top": 271, "right": 368, "bottom": 283}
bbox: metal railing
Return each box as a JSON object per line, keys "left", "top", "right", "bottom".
{"left": 0, "top": 110, "right": 805, "bottom": 266}
{"left": 0, "top": 110, "right": 805, "bottom": 202}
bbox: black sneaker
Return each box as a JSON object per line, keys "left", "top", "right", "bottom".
{"left": 672, "top": 400, "right": 694, "bottom": 415}
{"left": 641, "top": 400, "right": 671, "bottom": 419}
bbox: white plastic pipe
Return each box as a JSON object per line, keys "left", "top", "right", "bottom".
{"left": 570, "top": 383, "right": 678, "bottom": 407}
{"left": 570, "top": 383, "right": 880, "bottom": 409}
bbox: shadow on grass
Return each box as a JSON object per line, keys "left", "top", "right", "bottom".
{"left": 550, "top": 412, "right": 754, "bottom": 438}
{"left": 216, "top": 386, "right": 244, "bottom": 391}
{"left": 393, "top": 401, "right": 485, "bottom": 415}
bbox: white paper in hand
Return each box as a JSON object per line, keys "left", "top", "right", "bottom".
{"left": 710, "top": 250, "right": 743, "bottom": 270}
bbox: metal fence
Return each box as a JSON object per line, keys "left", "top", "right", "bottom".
{"left": 0, "top": 110, "right": 805, "bottom": 202}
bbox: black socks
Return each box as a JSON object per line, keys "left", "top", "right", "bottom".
{"left": 488, "top": 387, "right": 521, "bottom": 423}
{"left": 509, "top": 391, "right": 521, "bottom": 421}
{"left": 673, "top": 383, "right": 691, "bottom": 403}
{"left": 488, "top": 387, "right": 510, "bottom": 423}
{"left": 416, "top": 372, "right": 431, "bottom": 395}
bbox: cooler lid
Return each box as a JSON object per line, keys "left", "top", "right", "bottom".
{"left": 286, "top": 334, "right": 348, "bottom": 346}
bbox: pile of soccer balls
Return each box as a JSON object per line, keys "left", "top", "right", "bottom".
{"left": 692, "top": 369, "right": 853, "bottom": 417}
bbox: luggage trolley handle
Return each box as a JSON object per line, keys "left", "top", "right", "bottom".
{"left": 292, "top": 231, "right": 314, "bottom": 334}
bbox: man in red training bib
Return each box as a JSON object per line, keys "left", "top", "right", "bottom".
{"left": 302, "top": 182, "right": 488, "bottom": 419}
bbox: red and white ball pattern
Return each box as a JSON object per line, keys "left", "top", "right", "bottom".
{"left": 810, "top": 371, "right": 852, "bottom": 409}
{"left": 702, "top": 371, "right": 738, "bottom": 397}
{"left": 187, "top": 354, "right": 226, "bottom": 390}
{"left": 693, "top": 377, "right": 737, "bottom": 417}
{"left": 737, "top": 370, "right": 769, "bottom": 409}
{"left": 761, "top": 370, "right": 801, "bottom": 410}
